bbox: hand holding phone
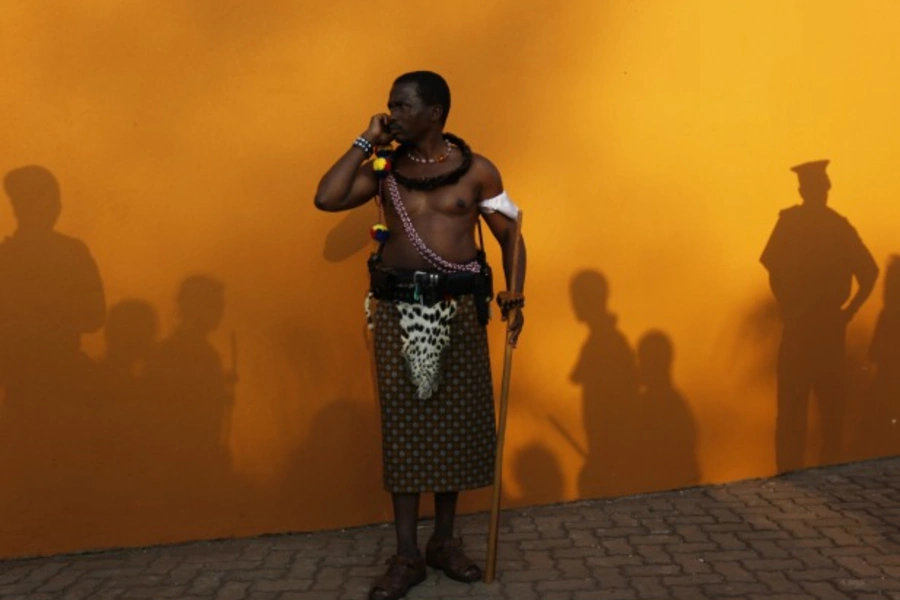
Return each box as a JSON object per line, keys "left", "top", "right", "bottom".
{"left": 363, "top": 114, "right": 394, "bottom": 146}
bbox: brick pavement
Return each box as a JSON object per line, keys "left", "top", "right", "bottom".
{"left": 2, "top": 457, "right": 900, "bottom": 600}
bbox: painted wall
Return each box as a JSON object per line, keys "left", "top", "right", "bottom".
{"left": 1, "top": 1, "right": 898, "bottom": 558}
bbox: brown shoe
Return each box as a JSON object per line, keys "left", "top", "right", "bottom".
{"left": 368, "top": 555, "right": 427, "bottom": 600}
{"left": 425, "top": 537, "right": 482, "bottom": 583}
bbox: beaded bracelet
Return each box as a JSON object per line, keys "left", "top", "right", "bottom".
{"left": 496, "top": 291, "right": 525, "bottom": 318}
{"left": 352, "top": 136, "right": 373, "bottom": 158}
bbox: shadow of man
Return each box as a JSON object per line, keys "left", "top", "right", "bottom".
{"left": 863, "top": 255, "right": 900, "bottom": 455}
{"left": 569, "top": 270, "right": 639, "bottom": 498}
{"left": 0, "top": 165, "right": 106, "bottom": 527}
{"left": 634, "top": 330, "right": 700, "bottom": 491}
{"left": 143, "top": 275, "right": 238, "bottom": 526}
{"left": 760, "top": 160, "right": 878, "bottom": 473}
{"left": 92, "top": 299, "right": 160, "bottom": 529}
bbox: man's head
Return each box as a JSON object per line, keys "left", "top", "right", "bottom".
{"left": 4, "top": 165, "right": 62, "bottom": 231}
{"left": 791, "top": 159, "right": 831, "bottom": 206}
{"left": 388, "top": 71, "right": 451, "bottom": 142}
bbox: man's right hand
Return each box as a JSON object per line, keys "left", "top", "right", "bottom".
{"left": 314, "top": 115, "right": 387, "bottom": 211}
{"left": 363, "top": 114, "right": 394, "bottom": 147}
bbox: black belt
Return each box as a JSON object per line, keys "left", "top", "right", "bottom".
{"left": 367, "top": 253, "right": 494, "bottom": 325}
{"left": 369, "top": 267, "right": 481, "bottom": 305}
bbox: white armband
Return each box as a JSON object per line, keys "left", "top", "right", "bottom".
{"left": 478, "top": 191, "right": 520, "bottom": 220}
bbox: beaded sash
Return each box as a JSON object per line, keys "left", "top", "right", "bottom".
{"left": 384, "top": 174, "right": 481, "bottom": 274}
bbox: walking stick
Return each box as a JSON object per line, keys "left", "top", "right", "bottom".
{"left": 485, "top": 210, "right": 524, "bottom": 584}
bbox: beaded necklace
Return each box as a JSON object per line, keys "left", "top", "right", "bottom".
{"left": 407, "top": 138, "right": 453, "bottom": 164}
{"left": 390, "top": 133, "right": 472, "bottom": 191}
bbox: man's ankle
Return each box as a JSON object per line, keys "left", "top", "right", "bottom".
{"left": 396, "top": 546, "right": 421, "bottom": 559}
{"left": 429, "top": 531, "right": 455, "bottom": 543}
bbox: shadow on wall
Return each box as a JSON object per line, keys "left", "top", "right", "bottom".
{"left": 634, "top": 330, "right": 701, "bottom": 491}
{"left": 0, "top": 165, "right": 250, "bottom": 553}
{"left": 91, "top": 299, "right": 160, "bottom": 531}
{"left": 858, "top": 255, "right": 900, "bottom": 457}
{"left": 504, "top": 442, "right": 565, "bottom": 509}
{"left": 140, "top": 274, "right": 250, "bottom": 535}
{"left": 262, "top": 304, "right": 389, "bottom": 528}
{"left": 0, "top": 166, "right": 106, "bottom": 544}
{"left": 760, "top": 160, "right": 879, "bottom": 473}
{"left": 569, "top": 269, "right": 699, "bottom": 499}
{"left": 728, "top": 296, "right": 782, "bottom": 391}
{"left": 101, "top": 275, "right": 252, "bottom": 543}
{"left": 280, "top": 398, "right": 384, "bottom": 527}
{"left": 323, "top": 202, "right": 378, "bottom": 263}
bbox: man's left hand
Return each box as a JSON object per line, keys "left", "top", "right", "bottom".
{"left": 507, "top": 309, "right": 524, "bottom": 348}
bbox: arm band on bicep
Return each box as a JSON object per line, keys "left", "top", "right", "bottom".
{"left": 478, "top": 191, "right": 520, "bottom": 220}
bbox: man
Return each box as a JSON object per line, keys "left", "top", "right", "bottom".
{"left": 314, "top": 71, "right": 525, "bottom": 600}
{"left": 760, "top": 160, "right": 877, "bottom": 473}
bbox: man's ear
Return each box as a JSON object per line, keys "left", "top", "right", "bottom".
{"left": 431, "top": 104, "right": 444, "bottom": 123}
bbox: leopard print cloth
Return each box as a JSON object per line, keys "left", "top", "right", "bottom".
{"left": 365, "top": 293, "right": 457, "bottom": 399}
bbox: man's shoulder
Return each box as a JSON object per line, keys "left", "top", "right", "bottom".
{"left": 469, "top": 153, "right": 502, "bottom": 180}
{"left": 470, "top": 152, "right": 497, "bottom": 169}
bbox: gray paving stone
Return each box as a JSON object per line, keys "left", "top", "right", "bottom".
{"left": 3, "top": 458, "right": 900, "bottom": 599}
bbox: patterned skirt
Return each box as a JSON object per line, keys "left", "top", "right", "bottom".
{"left": 371, "top": 294, "right": 496, "bottom": 493}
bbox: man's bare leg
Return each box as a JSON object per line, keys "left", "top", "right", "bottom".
{"left": 427, "top": 491, "right": 482, "bottom": 582}
{"left": 393, "top": 493, "right": 421, "bottom": 557}
{"left": 369, "top": 493, "right": 425, "bottom": 600}
{"left": 433, "top": 491, "right": 457, "bottom": 540}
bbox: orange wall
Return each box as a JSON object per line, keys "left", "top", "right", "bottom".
{"left": 2, "top": 1, "right": 899, "bottom": 558}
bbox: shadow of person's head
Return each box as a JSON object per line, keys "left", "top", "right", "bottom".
{"left": 177, "top": 275, "right": 225, "bottom": 334}
{"left": 637, "top": 329, "right": 674, "bottom": 389}
{"left": 512, "top": 442, "right": 564, "bottom": 505}
{"left": 4, "top": 165, "right": 61, "bottom": 233}
{"left": 791, "top": 160, "right": 831, "bottom": 207}
{"left": 570, "top": 270, "right": 609, "bottom": 325}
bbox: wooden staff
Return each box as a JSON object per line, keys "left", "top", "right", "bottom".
{"left": 485, "top": 210, "right": 524, "bottom": 584}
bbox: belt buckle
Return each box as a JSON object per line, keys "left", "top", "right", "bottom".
{"left": 412, "top": 271, "right": 439, "bottom": 304}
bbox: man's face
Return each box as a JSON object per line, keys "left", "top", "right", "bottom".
{"left": 387, "top": 82, "right": 438, "bottom": 142}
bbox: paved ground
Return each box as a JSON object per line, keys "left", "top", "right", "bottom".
{"left": 2, "top": 457, "right": 900, "bottom": 600}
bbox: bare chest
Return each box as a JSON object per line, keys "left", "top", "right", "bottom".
{"left": 394, "top": 184, "right": 479, "bottom": 217}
